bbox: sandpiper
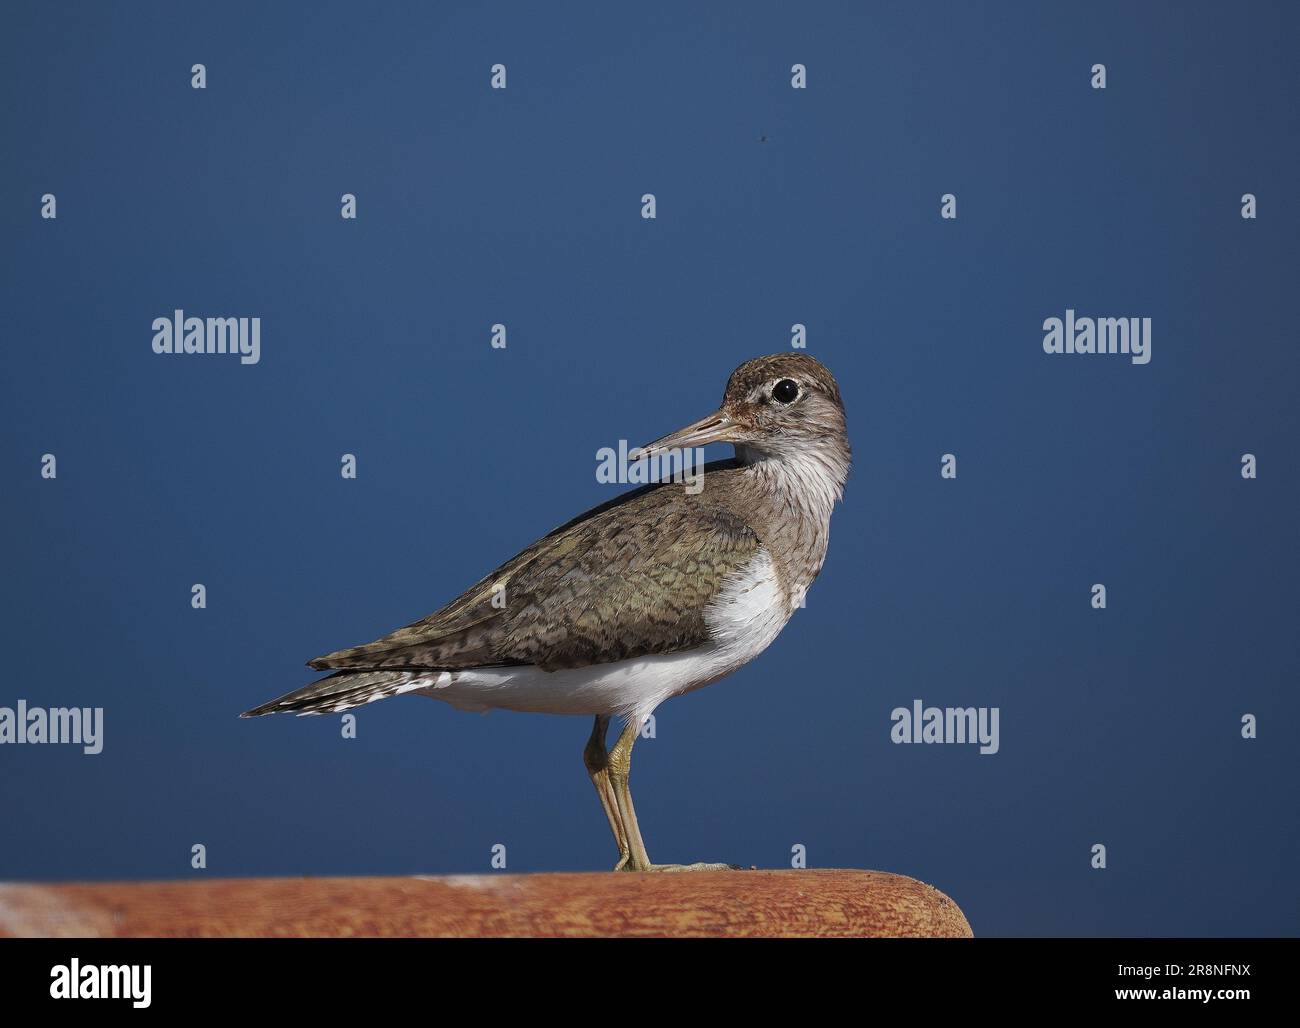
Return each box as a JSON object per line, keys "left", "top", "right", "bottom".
{"left": 243, "top": 353, "right": 851, "bottom": 871}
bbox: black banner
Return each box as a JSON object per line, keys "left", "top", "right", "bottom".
{"left": 1, "top": 937, "right": 1287, "bottom": 1014}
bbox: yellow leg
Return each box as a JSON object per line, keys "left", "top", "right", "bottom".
{"left": 584, "top": 715, "right": 629, "bottom": 869}
{"left": 607, "top": 717, "right": 653, "bottom": 870}
{"left": 607, "top": 715, "right": 743, "bottom": 873}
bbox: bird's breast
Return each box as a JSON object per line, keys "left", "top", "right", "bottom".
{"left": 701, "top": 547, "right": 795, "bottom": 675}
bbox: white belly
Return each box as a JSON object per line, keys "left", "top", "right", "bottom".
{"left": 411, "top": 549, "right": 791, "bottom": 720}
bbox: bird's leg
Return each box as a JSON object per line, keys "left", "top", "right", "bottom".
{"left": 607, "top": 714, "right": 743, "bottom": 874}
{"left": 583, "top": 715, "right": 630, "bottom": 870}
{"left": 607, "top": 716, "right": 654, "bottom": 871}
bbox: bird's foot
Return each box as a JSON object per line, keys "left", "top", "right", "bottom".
{"left": 649, "top": 862, "right": 744, "bottom": 872}
{"left": 614, "top": 860, "right": 744, "bottom": 872}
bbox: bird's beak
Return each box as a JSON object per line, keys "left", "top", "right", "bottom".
{"left": 631, "top": 410, "right": 741, "bottom": 461}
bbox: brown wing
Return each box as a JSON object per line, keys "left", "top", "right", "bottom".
{"left": 308, "top": 474, "right": 761, "bottom": 673}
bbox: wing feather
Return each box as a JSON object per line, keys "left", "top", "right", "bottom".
{"left": 309, "top": 474, "right": 760, "bottom": 673}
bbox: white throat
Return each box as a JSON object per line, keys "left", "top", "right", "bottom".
{"left": 735, "top": 440, "right": 849, "bottom": 525}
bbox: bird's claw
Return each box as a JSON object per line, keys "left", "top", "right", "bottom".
{"left": 613, "top": 860, "right": 745, "bottom": 872}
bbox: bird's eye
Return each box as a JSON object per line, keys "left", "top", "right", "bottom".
{"left": 772, "top": 379, "right": 799, "bottom": 404}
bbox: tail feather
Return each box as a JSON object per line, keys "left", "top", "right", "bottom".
{"left": 240, "top": 670, "right": 422, "bottom": 717}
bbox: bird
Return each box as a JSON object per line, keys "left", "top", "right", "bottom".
{"left": 242, "top": 353, "right": 851, "bottom": 871}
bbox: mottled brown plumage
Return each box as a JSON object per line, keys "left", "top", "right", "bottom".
{"left": 308, "top": 475, "right": 763, "bottom": 673}
{"left": 298, "top": 352, "right": 849, "bottom": 679}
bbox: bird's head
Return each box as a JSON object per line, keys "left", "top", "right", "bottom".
{"left": 633, "top": 353, "right": 851, "bottom": 497}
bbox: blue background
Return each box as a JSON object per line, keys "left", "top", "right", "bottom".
{"left": 1, "top": 1, "right": 1296, "bottom": 937}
